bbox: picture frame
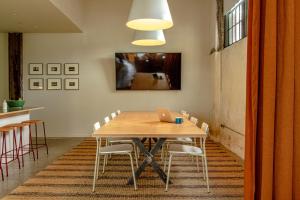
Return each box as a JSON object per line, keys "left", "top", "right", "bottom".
{"left": 47, "top": 63, "right": 61, "bottom": 75}
{"left": 29, "top": 78, "right": 44, "bottom": 90}
{"left": 29, "top": 63, "right": 43, "bottom": 75}
{"left": 64, "top": 63, "right": 79, "bottom": 75}
{"left": 64, "top": 78, "right": 79, "bottom": 90}
{"left": 47, "top": 78, "right": 62, "bottom": 90}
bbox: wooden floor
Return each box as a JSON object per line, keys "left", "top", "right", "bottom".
{"left": 2, "top": 138, "right": 244, "bottom": 200}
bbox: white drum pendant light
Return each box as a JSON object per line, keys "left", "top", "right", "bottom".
{"left": 127, "top": 0, "right": 173, "bottom": 31}
{"left": 132, "top": 30, "right": 166, "bottom": 46}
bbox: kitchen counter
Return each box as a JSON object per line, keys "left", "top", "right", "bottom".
{"left": 0, "top": 107, "right": 44, "bottom": 160}
{"left": 0, "top": 107, "right": 44, "bottom": 119}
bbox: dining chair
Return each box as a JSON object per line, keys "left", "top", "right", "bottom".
{"left": 161, "top": 112, "right": 194, "bottom": 161}
{"left": 92, "top": 122, "right": 137, "bottom": 192}
{"left": 164, "top": 122, "right": 210, "bottom": 192}
{"left": 117, "top": 110, "right": 121, "bottom": 115}
{"left": 180, "top": 110, "right": 187, "bottom": 115}
{"left": 103, "top": 116, "right": 139, "bottom": 168}
{"left": 111, "top": 112, "right": 117, "bottom": 119}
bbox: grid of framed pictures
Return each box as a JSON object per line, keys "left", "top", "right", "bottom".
{"left": 28, "top": 63, "right": 80, "bottom": 90}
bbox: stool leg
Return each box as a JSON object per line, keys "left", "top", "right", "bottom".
{"left": 0, "top": 162, "right": 3, "bottom": 181}
{"left": 42, "top": 122, "right": 48, "bottom": 155}
{"left": 34, "top": 123, "right": 39, "bottom": 159}
{"left": 13, "top": 129, "right": 20, "bottom": 169}
{"left": 28, "top": 125, "right": 36, "bottom": 161}
{"left": 19, "top": 128, "right": 24, "bottom": 167}
{"left": 3, "top": 133, "right": 8, "bottom": 177}
{"left": 1, "top": 133, "right": 5, "bottom": 179}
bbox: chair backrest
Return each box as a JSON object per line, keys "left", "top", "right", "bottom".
{"left": 104, "top": 116, "right": 110, "bottom": 124}
{"left": 111, "top": 112, "right": 117, "bottom": 119}
{"left": 182, "top": 112, "right": 190, "bottom": 119}
{"left": 201, "top": 122, "right": 209, "bottom": 134}
{"left": 94, "top": 122, "right": 101, "bottom": 131}
{"left": 117, "top": 110, "right": 121, "bottom": 115}
{"left": 181, "top": 110, "right": 187, "bottom": 115}
{"left": 190, "top": 116, "right": 198, "bottom": 125}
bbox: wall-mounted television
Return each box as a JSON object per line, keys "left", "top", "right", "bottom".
{"left": 115, "top": 52, "right": 181, "bottom": 90}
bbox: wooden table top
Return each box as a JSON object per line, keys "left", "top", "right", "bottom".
{"left": 92, "top": 111, "right": 206, "bottom": 138}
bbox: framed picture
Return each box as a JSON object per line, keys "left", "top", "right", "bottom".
{"left": 29, "top": 78, "right": 44, "bottom": 90}
{"left": 64, "top": 63, "right": 79, "bottom": 75}
{"left": 47, "top": 78, "right": 62, "bottom": 90}
{"left": 47, "top": 63, "right": 61, "bottom": 75}
{"left": 29, "top": 63, "right": 43, "bottom": 75}
{"left": 65, "top": 78, "right": 79, "bottom": 90}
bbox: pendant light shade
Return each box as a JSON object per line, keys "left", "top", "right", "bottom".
{"left": 132, "top": 30, "right": 166, "bottom": 46}
{"left": 127, "top": 0, "right": 173, "bottom": 31}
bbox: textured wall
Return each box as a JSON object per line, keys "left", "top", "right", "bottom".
{"left": 220, "top": 38, "right": 247, "bottom": 158}
{"left": 23, "top": 0, "right": 213, "bottom": 137}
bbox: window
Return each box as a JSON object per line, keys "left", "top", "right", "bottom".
{"left": 224, "top": 0, "right": 248, "bottom": 47}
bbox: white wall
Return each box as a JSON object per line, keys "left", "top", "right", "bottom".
{"left": 219, "top": 38, "right": 247, "bottom": 158}
{"left": 0, "top": 33, "right": 8, "bottom": 102}
{"left": 23, "top": 0, "right": 213, "bottom": 137}
{"left": 209, "top": 0, "right": 247, "bottom": 159}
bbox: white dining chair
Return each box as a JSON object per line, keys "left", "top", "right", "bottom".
{"left": 180, "top": 110, "right": 187, "bottom": 115}
{"left": 164, "top": 122, "right": 210, "bottom": 192}
{"left": 111, "top": 112, "right": 117, "bottom": 119}
{"left": 103, "top": 116, "right": 139, "bottom": 168}
{"left": 117, "top": 110, "right": 121, "bottom": 115}
{"left": 104, "top": 116, "right": 110, "bottom": 124}
{"left": 92, "top": 122, "right": 137, "bottom": 192}
{"left": 161, "top": 112, "right": 195, "bottom": 161}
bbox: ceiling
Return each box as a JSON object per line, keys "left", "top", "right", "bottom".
{"left": 0, "top": 0, "right": 82, "bottom": 33}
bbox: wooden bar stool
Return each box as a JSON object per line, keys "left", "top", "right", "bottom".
{"left": 22, "top": 120, "right": 48, "bottom": 159}
{"left": 5, "top": 123, "right": 36, "bottom": 167}
{"left": 0, "top": 126, "right": 21, "bottom": 178}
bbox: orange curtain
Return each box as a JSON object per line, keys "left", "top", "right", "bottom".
{"left": 244, "top": 0, "right": 300, "bottom": 199}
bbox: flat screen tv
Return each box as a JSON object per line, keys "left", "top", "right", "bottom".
{"left": 115, "top": 53, "right": 181, "bottom": 90}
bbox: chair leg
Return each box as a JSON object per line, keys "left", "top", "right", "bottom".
{"left": 128, "top": 153, "right": 137, "bottom": 190}
{"left": 202, "top": 156, "right": 205, "bottom": 180}
{"left": 163, "top": 150, "right": 168, "bottom": 172}
{"left": 0, "top": 163, "right": 3, "bottom": 181}
{"left": 204, "top": 155, "right": 210, "bottom": 192}
{"left": 13, "top": 129, "right": 20, "bottom": 169}
{"left": 196, "top": 156, "right": 199, "bottom": 172}
{"left": 136, "top": 144, "right": 140, "bottom": 159}
{"left": 161, "top": 144, "right": 164, "bottom": 162}
{"left": 3, "top": 133, "right": 8, "bottom": 177}
{"left": 93, "top": 138, "right": 100, "bottom": 192}
{"left": 102, "top": 154, "right": 107, "bottom": 173}
{"left": 165, "top": 154, "right": 173, "bottom": 191}
{"left": 19, "top": 129, "right": 24, "bottom": 167}
{"left": 34, "top": 123, "right": 39, "bottom": 159}
{"left": 28, "top": 126, "right": 36, "bottom": 161}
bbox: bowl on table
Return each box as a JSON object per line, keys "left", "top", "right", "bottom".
{"left": 6, "top": 100, "right": 25, "bottom": 108}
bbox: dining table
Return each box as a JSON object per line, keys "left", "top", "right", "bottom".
{"left": 92, "top": 111, "right": 207, "bottom": 185}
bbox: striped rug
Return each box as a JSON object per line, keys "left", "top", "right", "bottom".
{"left": 3, "top": 138, "right": 244, "bottom": 200}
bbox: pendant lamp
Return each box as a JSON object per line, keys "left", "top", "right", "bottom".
{"left": 132, "top": 30, "right": 166, "bottom": 46}
{"left": 127, "top": 0, "right": 173, "bottom": 31}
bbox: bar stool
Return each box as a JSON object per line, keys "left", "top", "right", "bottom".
{"left": 0, "top": 126, "right": 21, "bottom": 178}
{"left": 22, "top": 120, "right": 48, "bottom": 159}
{"left": 0, "top": 155, "right": 3, "bottom": 181}
{"left": 5, "top": 123, "right": 36, "bottom": 167}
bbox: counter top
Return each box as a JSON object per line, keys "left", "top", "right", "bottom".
{"left": 0, "top": 107, "right": 44, "bottom": 119}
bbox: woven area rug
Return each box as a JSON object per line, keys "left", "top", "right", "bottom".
{"left": 3, "top": 138, "right": 244, "bottom": 200}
